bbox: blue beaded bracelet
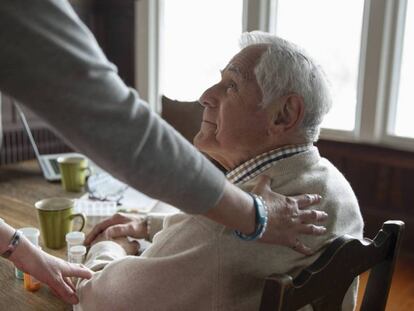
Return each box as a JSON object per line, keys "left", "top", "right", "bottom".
{"left": 234, "top": 193, "right": 269, "bottom": 241}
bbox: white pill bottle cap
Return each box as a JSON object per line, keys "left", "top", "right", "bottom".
{"left": 66, "top": 231, "right": 85, "bottom": 244}
{"left": 18, "top": 227, "right": 40, "bottom": 246}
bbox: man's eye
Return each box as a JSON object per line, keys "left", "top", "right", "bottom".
{"left": 227, "top": 81, "right": 237, "bottom": 91}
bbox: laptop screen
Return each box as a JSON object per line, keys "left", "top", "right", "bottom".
{"left": 49, "top": 158, "right": 60, "bottom": 174}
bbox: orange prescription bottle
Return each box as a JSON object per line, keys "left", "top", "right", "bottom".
{"left": 19, "top": 227, "right": 42, "bottom": 292}
{"left": 23, "top": 272, "right": 41, "bottom": 292}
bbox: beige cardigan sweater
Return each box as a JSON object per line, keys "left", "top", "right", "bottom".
{"left": 75, "top": 147, "right": 363, "bottom": 311}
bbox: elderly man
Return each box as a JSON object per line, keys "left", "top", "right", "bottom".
{"left": 76, "top": 32, "right": 363, "bottom": 311}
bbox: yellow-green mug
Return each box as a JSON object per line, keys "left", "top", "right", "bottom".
{"left": 58, "top": 156, "right": 90, "bottom": 192}
{"left": 35, "top": 198, "right": 86, "bottom": 249}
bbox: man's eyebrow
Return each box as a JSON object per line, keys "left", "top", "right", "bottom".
{"left": 220, "top": 64, "right": 249, "bottom": 81}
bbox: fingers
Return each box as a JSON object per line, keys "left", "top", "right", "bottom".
{"left": 297, "top": 224, "right": 327, "bottom": 235}
{"left": 291, "top": 239, "right": 313, "bottom": 256}
{"left": 85, "top": 213, "right": 129, "bottom": 245}
{"left": 50, "top": 276, "right": 79, "bottom": 305}
{"left": 117, "top": 238, "right": 141, "bottom": 255}
{"left": 251, "top": 175, "right": 272, "bottom": 194}
{"left": 298, "top": 209, "right": 328, "bottom": 224}
{"left": 64, "top": 263, "right": 93, "bottom": 280}
{"left": 64, "top": 277, "right": 76, "bottom": 292}
{"left": 105, "top": 223, "right": 137, "bottom": 239}
{"left": 85, "top": 221, "right": 111, "bottom": 245}
{"left": 293, "top": 194, "right": 322, "bottom": 209}
{"left": 50, "top": 264, "right": 92, "bottom": 305}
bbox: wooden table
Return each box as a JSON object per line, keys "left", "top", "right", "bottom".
{"left": 0, "top": 160, "right": 87, "bottom": 311}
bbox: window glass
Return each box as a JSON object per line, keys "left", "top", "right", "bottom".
{"left": 275, "top": 0, "right": 365, "bottom": 131}
{"left": 160, "top": 0, "right": 243, "bottom": 101}
{"left": 393, "top": 1, "right": 414, "bottom": 138}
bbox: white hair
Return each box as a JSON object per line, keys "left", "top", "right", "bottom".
{"left": 239, "top": 31, "right": 332, "bottom": 141}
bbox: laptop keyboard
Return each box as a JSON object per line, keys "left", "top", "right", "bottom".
{"left": 49, "top": 159, "right": 60, "bottom": 174}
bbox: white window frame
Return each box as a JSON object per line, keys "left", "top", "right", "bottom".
{"left": 355, "top": 0, "right": 414, "bottom": 151}
{"left": 380, "top": 0, "right": 413, "bottom": 150}
{"left": 134, "top": 0, "right": 266, "bottom": 112}
{"left": 134, "top": 0, "right": 414, "bottom": 152}
{"left": 134, "top": 0, "right": 161, "bottom": 113}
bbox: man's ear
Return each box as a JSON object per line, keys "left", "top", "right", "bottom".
{"left": 268, "top": 94, "right": 304, "bottom": 135}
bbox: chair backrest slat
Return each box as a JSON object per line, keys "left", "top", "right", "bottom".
{"left": 161, "top": 95, "right": 203, "bottom": 143}
{"left": 259, "top": 220, "right": 405, "bottom": 311}
{"left": 360, "top": 221, "right": 404, "bottom": 311}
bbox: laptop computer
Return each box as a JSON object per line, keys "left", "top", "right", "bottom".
{"left": 15, "top": 102, "right": 82, "bottom": 181}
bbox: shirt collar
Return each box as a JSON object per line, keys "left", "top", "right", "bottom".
{"left": 226, "top": 143, "right": 313, "bottom": 185}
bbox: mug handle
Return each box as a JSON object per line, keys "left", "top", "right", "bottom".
{"left": 80, "top": 167, "right": 93, "bottom": 186}
{"left": 81, "top": 166, "right": 93, "bottom": 177}
{"left": 69, "top": 212, "right": 87, "bottom": 231}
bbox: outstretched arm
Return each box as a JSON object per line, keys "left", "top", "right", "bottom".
{"left": 0, "top": 222, "right": 92, "bottom": 304}
{"left": 0, "top": 0, "right": 326, "bottom": 251}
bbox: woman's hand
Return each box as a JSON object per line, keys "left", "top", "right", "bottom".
{"left": 205, "top": 178, "right": 327, "bottom": 255}
{"left": 85, "top": 213, "right": 147, "bottom": 246}
{"left": 252, "top": 175, "right": 327, "bottom": 254}
{"left": 10, "top": 240, "right": 93, "bottom": 304}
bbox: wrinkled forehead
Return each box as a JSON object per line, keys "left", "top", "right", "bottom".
{"left": 223, "top": 44, "right": 269, "bottom": 80}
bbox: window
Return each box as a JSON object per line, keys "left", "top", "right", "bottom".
{"left": 392, "top": 0, "right": 414, "bottom": 138}
{"left": 159, "top": 0, "right": 243, "bottom": 101}
{"left": 275, "top": 0, "right": 365, "bottom": 131}
{"left": 135, "top": 0, "right": 414, "bottom": 151}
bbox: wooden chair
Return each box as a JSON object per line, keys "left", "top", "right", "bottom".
{"left": 259, "top": 220, "right": 405, "bottom": 311}
{"left": 161, "top": 95, "right": 203, "bottom": 143}
{"left": 160, "top": 95, "right": 227, "bottom": 172}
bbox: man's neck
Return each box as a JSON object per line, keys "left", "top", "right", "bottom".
{"left": 213, "top": 138, "right": 310, "bottom": 171}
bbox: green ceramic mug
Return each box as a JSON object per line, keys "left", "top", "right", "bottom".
{"left": 35, "top": 198, "right": 86, "bottom": 249}
{"left": 58, "top": 156, "right": 90, "bottom": 192}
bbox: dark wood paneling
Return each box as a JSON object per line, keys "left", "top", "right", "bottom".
{"left": 317, "top": 140, "right": 414, "bottom": 254}
{"left": 92, "top": 0, "right": 136, "bottom": 87}
{"left": 0, "top": 128, "right": 72, "bottom": 165}
{"left": 69, "top": 0, "right": 136, "bottom": 86}
{"left": 0, "top": 1, "right": 136, "bottom": 165}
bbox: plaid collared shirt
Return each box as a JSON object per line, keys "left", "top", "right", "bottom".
{"left": 226, "top": 143, "right": 313, "bottom": 185}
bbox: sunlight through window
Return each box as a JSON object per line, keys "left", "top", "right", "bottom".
{"left": 160, "top": 0, "right": 243, "bottom": 101}
{"left": 275, "top": 0, "right": 365, "bottom": 131}
{"left": 393, "top": 1, "right": 414, "bottom": 138}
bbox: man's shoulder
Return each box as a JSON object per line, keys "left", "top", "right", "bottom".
{"left": 240, "top": 150, "right": 351, "bottom": 194}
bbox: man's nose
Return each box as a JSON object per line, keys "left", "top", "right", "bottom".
{"left": 199, "top": 86, "right": 219, "bottom": 108}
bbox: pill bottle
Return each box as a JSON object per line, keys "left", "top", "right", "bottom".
{"left": 66, "top": 231, "right": 85, "bottom": 261}
{"left": 16, "top": 227, "right": 40, "bottom": 280}
{"left": 68, "top": 245, "right": 87, "bottom": 264}
{"left": 69, "top": 245, "right": 87, "bottom": 285}
{"left": 23, "top": 264, "right": 41, "bottom": 292}
{"left": 19, "top": 227, "right": 41, "bottom": 291}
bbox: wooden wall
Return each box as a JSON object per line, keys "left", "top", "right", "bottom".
{"left": 70, "top": 0, "right": 136, "bottom": 87}
{"left": 317, "top": 140, "right": 414, "bottom": 254}
{"left": 1, "top": 0, "right": 136, "bottom": 165}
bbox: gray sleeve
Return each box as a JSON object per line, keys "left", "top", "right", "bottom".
{"left": 0, "top": 0, "right": 226, "bottom": 214}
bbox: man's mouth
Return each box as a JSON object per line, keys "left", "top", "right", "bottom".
{"left": 201, "top": 119, "right": 219, "bottom": 135}
{"left": 202, "top": 120, "right": 216, "bottom": 126}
